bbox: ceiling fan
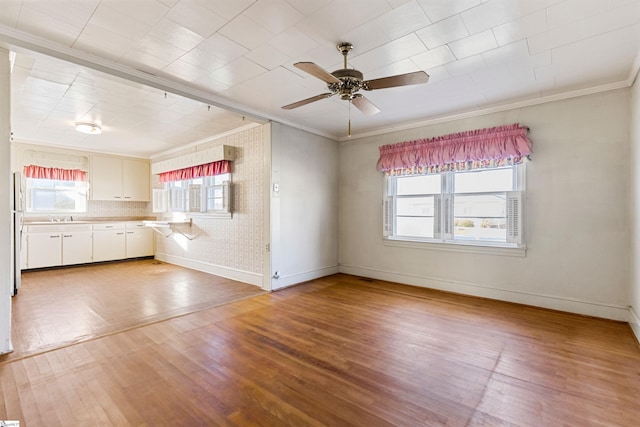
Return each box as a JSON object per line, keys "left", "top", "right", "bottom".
{"left": 282, "top": 42, "right": 429, "bottom": 134}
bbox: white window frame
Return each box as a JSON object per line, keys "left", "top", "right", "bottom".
{"left": 383, "top": 164, "right": 526, "bottom": 256}
{"left": 153, "top": 173, "right": 232, "bottom": 218}
{"left": 25, "top": 177, "right": 88, "bottom": 214}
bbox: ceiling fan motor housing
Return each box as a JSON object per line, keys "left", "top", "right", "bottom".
{"left": 329, "top": 69, "right": 364, "bottom": 100}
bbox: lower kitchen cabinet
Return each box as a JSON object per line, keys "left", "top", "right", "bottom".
{"left": 26, "top": 224, "right": 93, "bottom": 269}
{"left": 125, "top": 222, "right": 154, "bottom": 258}
{"left": 23, "top": 221, "right": 154, "bottom": 269}
{"left": 92, "top": 223, "right": 126, "bottom": 262}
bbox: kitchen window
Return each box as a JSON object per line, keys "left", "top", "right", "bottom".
{"left": 26, "top": 177, "right": 88, "bottom": 213}
{"left": 384, "top": 165, "right": 524, "bottom": 248}
{"left": 159, "top": 173, "right": 232, "bottom": 216}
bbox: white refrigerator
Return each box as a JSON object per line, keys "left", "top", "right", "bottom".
{"left": 11, "top": 171, "right": 22, "bottom": 296}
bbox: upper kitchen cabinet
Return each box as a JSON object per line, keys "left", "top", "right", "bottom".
{"left": 91, "top": 155, "right": 150, "bottom": 201}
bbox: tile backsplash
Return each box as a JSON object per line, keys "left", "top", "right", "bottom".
{"left": 85, "top": 200, "right": 151, "bottom": 218}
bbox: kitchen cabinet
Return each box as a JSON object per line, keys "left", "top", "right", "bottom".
{"left": 91, "top": 155, "right": 150, "bottom": 202}
{"left": 27, "top": 227, "right": 62, "bottom": 269}
{"left": 92, "top": 223, "right": 126, "bottom": 262}
{"left": 125, "top": 222, "right": 154, "bottom": 258}
{"left": 26, "top": 224, "right": 92, "bottom": 268}
{"left": 62, "top": 229, "right": 93, "bottom": 265}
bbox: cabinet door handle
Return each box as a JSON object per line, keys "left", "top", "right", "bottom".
{"left": 116, "top": 232, "right": 124, "bottom": 235}
{"left": 105, "top": 225, "right": 113, "bottom": 228}
{"left": 114, "top": 196, "right": 122, "bottom": 199}
{"left": 63, "top": 234, "right": 72, "bottom": 238}
{"left": 124, "top": 196, "right": 132, "bottom": 199}
{"left": 127, "top": 231, "right": 134, "bottom": 234}
{"left": 50, "top": 235, "right": 60, "bottom": 238}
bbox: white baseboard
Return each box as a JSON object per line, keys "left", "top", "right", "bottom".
{"left": 272, "top": 265, "right": 340, "bottom": 290}
{"left": 630, "top": 306, "right": 640, "bottom": 343}
{"left": 155, "top": 253, "right": 263, "bottom": 287}
{"left": 339, "top": 264, "right": 630, "bottom": 321}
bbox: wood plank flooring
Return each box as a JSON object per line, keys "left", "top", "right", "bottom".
{"left": 6, "top": 259, "right": 265, "bottom": 361}
{"left": 1, "top": 270, "right": 640, "bottom": 426}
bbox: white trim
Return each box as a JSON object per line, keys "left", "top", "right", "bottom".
{"left": 154, "top": 252, "right": 262, "bottom": 287}
{"left": 271, "top": 265, "right": 340, "bottom": 291}
{"left": 630, "top": 306, "right": 640, "bottom": 343}
{"left": 383, "top": 238, "right": 526, "bottom": 257}
{"left": 339, "top": 264, "right": 629, "bottom": 321}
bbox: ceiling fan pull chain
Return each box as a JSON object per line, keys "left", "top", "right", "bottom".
{"left": 348, "top": 100, "right": 352, "bottom": 137}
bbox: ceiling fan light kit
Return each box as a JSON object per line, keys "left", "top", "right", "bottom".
{"left": 75, "top": 122, "right": 102, "bottom": 135}
{"left": 282, "top": 42, "right": 430, "bottom": 135}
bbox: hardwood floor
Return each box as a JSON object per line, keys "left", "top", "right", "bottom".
{"left": 1, "top": 270, "right": 639, "bottom": 426}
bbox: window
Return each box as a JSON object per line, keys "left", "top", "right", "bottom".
{"left": 384, "top": 165, "right": 524, "bottom": 247}
{"left": 26, "top": 177, "right": 88, "bottom": 213}
{"left": 158, "top": 173, "right": 232, "bottom": 216}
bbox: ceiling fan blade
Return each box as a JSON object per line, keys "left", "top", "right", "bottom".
{"left": 351, "top": 94, "right": 380, "bottom": 116}
{"left": 282, "top": 92, "right": 335, "bottom": 110}
{"left": 364, "top": 71, "right": 429, "bottom": 90}
{"left": 294, "top": 62, "right": 341, "bottom": 84}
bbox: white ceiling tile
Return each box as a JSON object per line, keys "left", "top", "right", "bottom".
{"left": 197, "top": 33, "right": 250, "bottom": 62}
{"left": 120, "top": 48, "right": 173, "bottom": 71}
{"left": 166, "top": 0, "right": 227, "bottom": 38}
{"left": 411, "top": 45, "right": 456, "bottom": 69}
{"left": 422, "top": 65, "right": 450, "bottom": 83}
{"left": 387, "top": 0, "right": 414, "bottom": 8}
{"left": 298, "top": 0, "right": 392, "bottom": 41}
{"left": 443, "top": 54, "right": 486, "bottom": 76}
{"left": 17, "top": 6, "right": 84, "bottom": 46}
{"left": 551, "top": 24, "right": 640, "bottom": 87}
{"left": 100, "top": 0, "right": 169, "bottom": 27}
{"left": 161, "top": 59, "right": 210, "bottom": 82}
{"left": 460, "top": 0, "right": 528, "bottom": 35}
{"left": 284, "top": 0, "right": 332, "bottom": 16}
{"left": 73, "top": 25, "right": 136, "bottom": 61}
{"left": 148, "top": 19, "right": 205, "bottom": 52}
{"left": 134, "top": 36, "right": 188, "bottom": 63}
{"left": 194, "top": 0, "right": 258, "bottom": 20}
{"left": 19, "top": 0, "right": 99, "bottom": 29}
{"left": 416, "top": 0, "right": 482, "bottom": 23}
{"left": 371, "top": 1, "right": 432, "bottom": 40}
{"left": 492, "top": 9, "right": 547, "bottom": 46}
{"left": 349, "top": 34, "right": 428, "bottom": 73}
{"left": 87, "top": 3, "right": 153, "bottom": 40}
{"left": 547, "top": 0, "right": 611, "bottom": 29}
{"left": 482, "top": 39, "right": 530, "bottom": 67}
{"left": 244, "top": 44, "right": 292, "bottom": 70}
{"left": 243, "top": 0, "right": 305, "bottom": 34}
{"left": 269, "top": 26, "right": 320, "bottom": 58}
{"left": 219, "top": 14, "right": 274, "bottom": 50}
{"left": 337, "top": 22, "right": 392, "bottom": 60}
{"left": 415, "top": 15, "right": 469, "bottom": 49}
{"left": 365, "top": 58, "right": 423, "bottom": 80}
{"left": 207, "top": 56, "right": 268, "bottom": 86}
{"left": 528, "top": 2, "right": 640, "bottom": 54}
{"left": 158, "top": 0, "right": 180, "bottom": 7}
{"left": 0, "top": 0, "right": 22, "bottom": 27}
{"left": 448, "top": 30, "right": 498, "bottom": 59}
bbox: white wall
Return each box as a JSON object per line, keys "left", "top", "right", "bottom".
{"left": 269, "top": 123, "right": 339, "bottom": 290}
{"left": 0, "top": 49, "right": 12, "bottom": 354}
{"left": 340, "top": 89, "right": 631, "bottom": 321}
{"left": 630, "top": 77, "right": 640, "bottom": 339}
{"left": 154, "top": 125, "right": 267, "bottom": 287}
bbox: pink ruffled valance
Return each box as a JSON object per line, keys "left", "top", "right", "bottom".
{"left": 376, "top": 123, "right": 532, "bottom": 176}
{"left": 159, "top": 160, "right": 231, "bottom": 183}
{"left": 24, "top": 164, "right": 87, "bottom": 182}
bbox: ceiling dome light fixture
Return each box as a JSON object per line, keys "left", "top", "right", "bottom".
{"left": 75, "top": 122, "right": 102, "bottom": 135}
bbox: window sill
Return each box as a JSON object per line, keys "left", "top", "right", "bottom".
{"left": 383, "top": 237, "right": 526, "bottom": 257}
{"left": 162, "top": 212, "right": 232, "bottom": 220}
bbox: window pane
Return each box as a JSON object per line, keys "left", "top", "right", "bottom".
{"left": 454, "top": 168, "right": 513, "bottom": 193}
{"left": 396, "top": 217, "right": 434, "bottom": 238}
{"left": 396, "top": 175, "right": 441, "bottom": 195}
{"left": 453, "top": 194, "right": 507, "bottom": 242}
{"left": 396, "top": 196, "right": 435, "bottom": 216}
